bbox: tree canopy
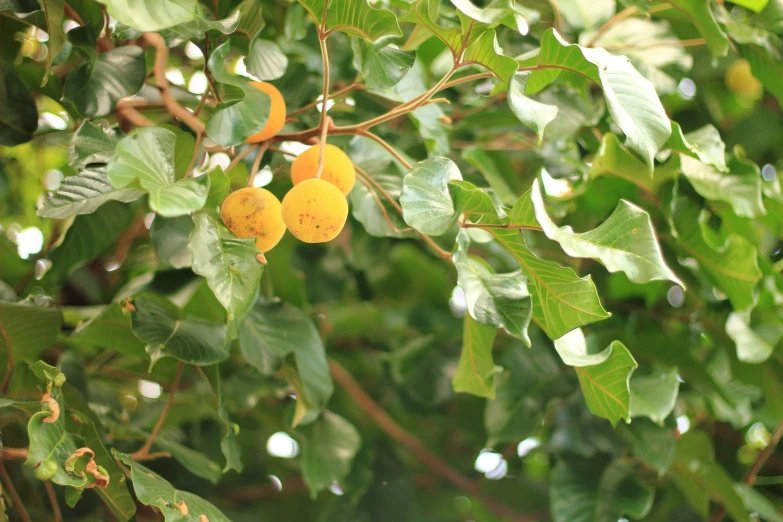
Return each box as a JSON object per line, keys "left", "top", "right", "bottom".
{"left": 0, "top": 0, "right": 782, "bottom": 521}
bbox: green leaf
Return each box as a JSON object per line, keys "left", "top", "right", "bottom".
{"left": 189, "top": 211, "right": 263, "bottom": 322}
{"left": 69, "top": 120, "right": 123, "bottom": 167}
{"left": 726, "top": 307, "right": 783, "bottom": 363}
{"left": 205, "top": 167, "right": 230, "bottom": 211}
{"left": 629, "top": 370, "right": 680, "bottom": 424}
{"left": 584, "top": 18, "right": 693, "bottom": 95}
{"left": 116, "top": 453, "right": 231, "bottom": 521}
{"left": 298, "top": 0, "right": 402, "bottom": 41}
{"left": 670, "top": 198, "right": 762, "bottom": 310}
{"left": 240, "top": 300, "right": 333, "bottom": 426}
{"left": 149, "top": 433, "right": 222, "bottom": 483}
{"left": 64, "top": 407, "right": 136, "bottom": 522}
{"left": 666, "top": 122, "right": 728, "bottom": 172}
{"left": 130, "top": 294, "right": 229, "bottom": 367}
{"left": 38, "top": 167, "right": 144, "bottom": 219}
{"left": 62, "top": 46, "right": 145, "bottom": 118}
{"left": 553, "top": 328, "right": 612, "bottom": 367}
{"left": 528, "top": 29, "right": 671, "bottom": 171}
{"left": 680, "top": 154, "right": 765, "bottom": 218}
{"left": 667, "top": 0, "right": 730, "bottom": 56}
{"left": 485, "top": 339, "right": 567, "bottom": 444}
{"left": 531, "top": 179, "right": 684, "bottom": 286}
{"left": 353, "top": 40, "right": 415, "bottom": 90}
{"left": 246, "top": 38, "right": 289, "bottom": 81}
{"left": 590, "top": 133, "right": 674, "bottom": 194}
{"left": 44, "top": 200, "right": 135, "bottom": 283}
{"left": 670, "top": 431, "right": 751, "bottom": 522}
{"left": 159, "top": 10, "right": 239, "bottom": 43}
{"left": 450, "top": 0, "right": 530, "bottom": 34}
{"left": 234, "top": 0, "right": 265, "bottom": 41}
{"left": 297, "top": 410, "right": 361, "bottom": 497}
{"left": 453, "top": 231, "right": 532, "bottom": 345}
{"left": 551, "top": 459, "right": 654, "bottom": 522}
{"left": 205, "top": 42, "right": 272, "bottom": 146}
{"left": 462, "top": 146, "right": 516, "bottom": 205}
{"left": 506, "top": 72, "right": 558, "bottom": 143}
{"left": 0, "top": 57, "right": 38, "bottom": 146}
{"left": 41, "top": 0, "right": 66, "bottom": 86}
{"left": 557, "top": 0, "right": 614, "bottom": 31}
{"left": 203, "top": 365, "right": 243, "bottom": 473}
{"left": 26, "top": 385, "right": 85, "bottom": 487}
{"left": 452, "top": 313, "right": 498, "bottom": 398}
{"left": 151, "top": 215, "right": 194, "bottom": 269}
{"left": 731, "top": 0, "right": 770, "bottom": 12}
{"left": 97, "top": 0, "right": 200, "bottom": 31}
{"left": 487, "top": 227, "right": 611, "bottom": 339}
{"left": 461, "top": 28, "right": 519, "bottom": 84}
{"left": 0, "top": 302, "right": 62, "bottom": 372}
{"left": 68, "top": 302, "right": 146, "bottom": 359}
{"left": 400, "top": 157, "right": 463, "bottom": 235}
{"left": 574, "top": 341, "right": 637, "bottom": 426}
{"left": 107, "top": 127, "right": 210, "bottom": 217}
{"left": 735, "top": 484, "right": 783, "bottom": 522}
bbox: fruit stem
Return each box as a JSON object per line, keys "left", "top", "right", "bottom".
{"left": 315, "top": 5, "right": 331, "bottom": 179}
{"left": 247, "top": 142, "right": 269, "bottom": 187}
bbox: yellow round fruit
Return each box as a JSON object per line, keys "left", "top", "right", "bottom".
{"left": 281, "top": 179, "right": 348, "bottom": 243}
{"left": 291, "top": 144, "right": 356, "bottom": 196}
{"left": 725, "top": 59, "right": 762, "bottom": 98}
{"left": 245, "top": 81, "right": 287, "bottom": 144}
{"left": 219, "top": 187, "right": 286, "bottom": 252}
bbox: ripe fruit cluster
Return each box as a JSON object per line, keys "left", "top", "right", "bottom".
{"left": 219, "top": 82, "right": 356, "bottom": 254}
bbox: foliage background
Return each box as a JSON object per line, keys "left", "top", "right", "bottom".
{"left": 0, "top": 0, "right": 783, "bottom": 521}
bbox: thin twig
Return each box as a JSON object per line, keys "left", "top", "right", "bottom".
{"left": 708, "top": 418, "right": 783, "bottom": 522}
{"left": 115, "top": 101, "right": 156, "bottom": 128}
{"left": 226, "top": 146, "right": 255, "bottom": 172}
{"left": 356, "top": 177, "right": 413, "bottom": 234}
{"left": 288, "top": 82, "right": 363, "bottom": 119}
{"left": 44, "top": 481, "right": 63, "bottom": 522}
{"left": 603, "top": 38, "right": 706, "bottom": 51}
{"left": 193, "top": 89, "right": 211, "bottom": 117}
{"left": 316, "top": 26, "right": 331, "bottom": 179}
{"left": 185, "top": 132, "right": 205, "bottom": 178}
{"left": 460, "top": 221, "right": 543, "bottom": 231}
{"left": 585, "top": 6, "right": 639, "bottom": 47}
{"left": 1, "top": 319, "right": 13, "bottom": 394}
{"left": 440, "top": 72, "right": 494, "bottom": 91}
{"left": 141, "top": 33, "right": 206, "bottom": 134}
{"left": 0, "top": 448, "right": 27, "bottom": 460}
{"left": 247, "top": 142, "right": 269, "bottom": 187}
{"left": 356, "top": 166, "right": 451, "bottom": 260}
{"left": 0, "top": 461, "right": 31, "bottom": 522}
{"left": 358, "top": 130, "right": 413, "bottom": 170}
{"left": 131, "top": 361, "right": 184, "bottom": 460}
{"left": 329, "top": 360, "right": 539, "bottom": 522}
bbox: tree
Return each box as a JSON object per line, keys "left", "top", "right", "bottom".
{"left": 0, "top": 0, "right": 782, "bottom": 520}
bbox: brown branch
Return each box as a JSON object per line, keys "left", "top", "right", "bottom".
{"left": 0, "top": 461, "right": 31, "bottom": 522}
{"left": 0, "top": 448, "right": 28, "bottom": 460}
{"left": 226, "top": 146, "right": 256, "bottom": 172}
{"left": 131, "top": 361, "right": 184, "bottom": 460}
{"left": 247, "top": 142, "right": 269, "bottom": 187}
{"left": 329, "top": 360, "right": 539, "bottom": 522}
{"left": 141, "top": 33, "right": 206, "bottom": 134}
{"left": 44, "top": 480, "right": 63, "bottom": 522}
{"left": 315, "top": 33, "right": 331, "bottom": 178}
{"left": 115, "top": 101, "right": 156, "bottom": 128}
{"left": 709, "top": 417, "right": 783, "bottom": 522}
{"left": 356, "top": 177, "right": 413, "bottom": 234}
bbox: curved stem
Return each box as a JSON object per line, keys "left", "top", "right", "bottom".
{"left": 44, "top": 480, "right": 63, "bottom": 522}
{"left": 358, "top": 130, "right": 413, "bottom": 170}
{"left": 141, "top": 33, "right": 206, "bottom": 134}
{"left": 329, "top": 360, "right": 541, "bottom": 522}
{"left": 131, "top": 361, "right": 184, "bottom": 460}
{"left": 0, "top": 461, "right": 31, "bottom": 522}
{"left": 288, "top": 82, "right": 362, "bottom": 119}
{"left": 585, "top": 6, "right": 638, "bottom": 47}
{"left": 226, "top": 146, "right": 255, "bottom": 172}
{"left": 461, "top": 221, "right": 543, "bottom": 231}
{"left": 247, "top": 142, "right": 269, "bottom": 187}
{"left": 316, "top": 34, "right": 331, "bottom": 178}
